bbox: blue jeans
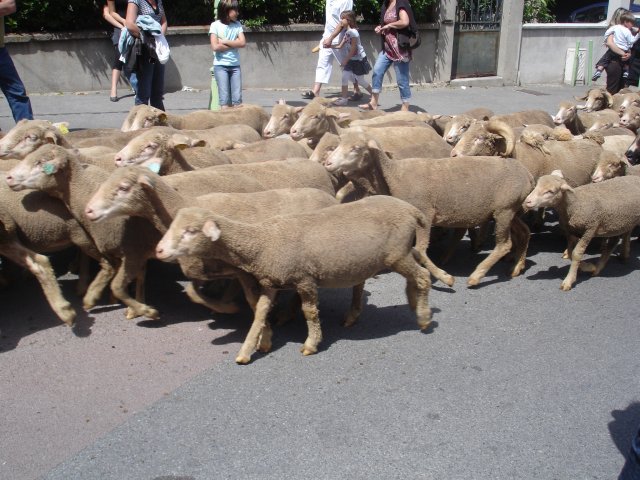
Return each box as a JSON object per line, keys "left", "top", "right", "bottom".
{"left": 371, "top": 51, "right": 411, "bottom": 103}
{"left": 0, "top": 47, "right": 33, "bottom": 122}
{"left": 619, "top": 424, "right": 640, "bottom": 480}
{"left": 135, "top": 47, "right": 165, "bottom": 110}
{"left": 214, "top": 65, "right": 242, "bottom": 107}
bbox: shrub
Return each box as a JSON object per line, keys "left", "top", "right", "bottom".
{"left": 4, "top": 0, "right": 437, "bottom": 33}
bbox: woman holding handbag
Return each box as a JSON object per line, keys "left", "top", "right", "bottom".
{"left": 125, "top": 0, "right": 167, "bottom": 110}
{"left": 359, "top": 0, "right": 417, "bottom": 112}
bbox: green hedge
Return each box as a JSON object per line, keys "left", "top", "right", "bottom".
{"left": 5, "top": 0, "right": 437, "bottom": 33}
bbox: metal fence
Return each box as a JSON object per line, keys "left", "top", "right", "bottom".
{"left": 456, "top": 0, "right": 503, "bottom": 31}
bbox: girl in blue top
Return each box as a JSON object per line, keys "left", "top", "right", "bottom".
{"left": 209, "top": 0, "right": 245, "bottom": 108}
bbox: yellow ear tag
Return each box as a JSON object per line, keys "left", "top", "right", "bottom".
{"left": 43, "top": 163, "right": 56, "bottom": 175}
{"left": 57, "top": 124, "right": 69, "bottom": 135}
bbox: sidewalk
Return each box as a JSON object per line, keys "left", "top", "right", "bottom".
{"left": 0, "top": 83, "right": 590, "bottom": 131}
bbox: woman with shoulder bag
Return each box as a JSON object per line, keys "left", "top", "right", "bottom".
{"left": 359, "top": 0, "right": 417, "bottom": 112}
{"left": 125, "top": 0, "right": 167, "bottom": 110}
{"left": 103, "top": 0, "right": 137, "bottom": 102}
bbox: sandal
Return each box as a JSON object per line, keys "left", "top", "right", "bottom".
{"left": 359, "top": 102, "right": 377, "bottom": 111}
{"left": 301, "top": 90, "right": 316, "bottom": 99}
{"left": 348, "top": 92, "right": 363, "bottom": 101}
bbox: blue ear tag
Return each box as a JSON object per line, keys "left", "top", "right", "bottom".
{"left": 43, "top": 163, "right": 56, "bottom": 175}
{"left": 147, "top": 162, "right": 161, "bottom": 174}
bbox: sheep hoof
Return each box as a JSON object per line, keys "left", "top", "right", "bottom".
{"left": 300, "top": 345, "right": 317, "bottom": 356}
{"left": 235, "top": 355, "right": 251, "bottom": 365}
{"left": 467, "top": 277, "right": 480, "bottom": 287}
{"left": 579, "top": 262, "right": 596, "bottom": 274}
{"left": 126, "top": 306, "right": 160, "bottom": 320}
{"left": 418, "top": 318, "right": 432, "bottom": 331}
{"left": 343, "top": 314, "right": 358, "bottom": 327}
{"left": 560, "top": 282, "right": 573, "bottom": 291}
{"left": 257, "top": 342, "right": 272, "bottom": 353}
{"left": 61, "top": 306, "right": 77, "bottom": 327}
{"left": 82, "top": 302, "right": 95, "bottom": 312}
{"left": 443, "top": 275, "right": 455, "bottom": 287}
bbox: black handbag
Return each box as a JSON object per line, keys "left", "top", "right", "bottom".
{"left": 398, "top": 28, "right": 421, "bottom": 50}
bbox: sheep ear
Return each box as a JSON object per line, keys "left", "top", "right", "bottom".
{"left": 42, "top": 158, "right": 63, "bottom": 175}
{"left": 325, "top": 108, "right": 339, "bottom": 119}
{"left": 432, "top": 114, "right": 442, "bottom": 119}
{"left": 575, "top": 95, "right": 588, "bottom": 101}
{"left": 294, "top": 106, "right": 305, "bottom": 114}
{"left": 137, "top": 172, "right": 156, "bottom": 188}
{"left": 366, "top": 138, "right": 381, "bottom": 151}
{"left": 202, "top": 220, "right": 221, "bottom": 242}
{"left": 157, "top": 112, "right": 169, "bottom": 125}
{"left": 277, "top": 98, "right": 286, "bottom": 105}
{"left": 604, "top": 91, "right": 614, "bottom": 107}
{"left": 169, "top": 134, "right": 192, "bottom": 150}
{"left": 43, "top": 130, "right": 61, "bottom": 145}
{"left": 550, "top": 169, "right": 564, "bottom": 178}
{"left": 560, "top": 183, "right": 574, "bottom": 192}
{"left": 338, "top": 112, "right": 351, "bottom": 121}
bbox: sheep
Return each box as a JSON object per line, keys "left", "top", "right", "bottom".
{"left": 156, "top": 195, "right": 436, "bottom": 363}
{"left": 613, "top": 91, "right": 640, "bottom": 112}
{"left": 324, "top": 131, "right": 533, "bottom": 286}
{"left": 6, "top": 144, "right": 162, "bottom": 319}
{"left": 223, "top": 138, "right": 310, "bottom": 163}
{"left": 619, "top": 105, "right": 640, "bottom": 133}
{"left": 113, "top": 129, "right": 232, "bottom": 174}
{"left": 591, "top": 151, "right": 640, "bottom": 182}
{"left": 348, "top": 110, "right": 428, "bottom": 127}
{"left": 262, "top": 99, "right": 303, "bottom": 138}
{"left": 523, "top": 171, "right": 640, "bottom": 290}
{"left": 84, "top": 166, "right": 339, "bottom": 313}
{"left": 121, "top": 104, "right": 270, "bottom": 134}
{"left": 451, "top": 120, "right": 603, "bottom": 188}
{"left": 552, "top": 102, "right": 621, "bottom": 134}
{"left": 576, "top": 88, "right": 613, "bottom": 112}
{"left": 489, "top": 109, "right": 555, "bottom": 128}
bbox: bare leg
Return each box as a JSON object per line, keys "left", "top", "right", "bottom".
{"left": 360, "top": 92, "right": 380, "bottom": 110}
{"left": 110, "top": 68, "right": 121, "bottom": 98}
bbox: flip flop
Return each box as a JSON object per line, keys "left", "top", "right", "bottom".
{"left": 359, "top": 102, "right": 377, "bottom": 111}
{"left": 301, "top": 90, "right": 316, "bottom": 99}
{"left": 348, "top": 92, "right": 363, "bottom": 101}
{"left": 110, "top": 96, "right": 118, "bottom": 102}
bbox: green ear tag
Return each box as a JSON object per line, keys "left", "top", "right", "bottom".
{"left": 147, "top": 162, "right": 161, "bottom": 174}
{"left": 43, "top": 163, "right": 56, "bottom": 175}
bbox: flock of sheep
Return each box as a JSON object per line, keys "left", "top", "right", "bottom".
{"left": 2, "top": 86, "right": 640, "bottom": 364}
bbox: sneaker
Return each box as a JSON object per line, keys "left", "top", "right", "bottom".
{"left": 592, "top": 70, "right": 602, "bottom": 81}
{"left": 333, "top": 97, "right": 348, "bottom": 106}
{"left": 623, "top": 71, "right": 629, "bottom": 79}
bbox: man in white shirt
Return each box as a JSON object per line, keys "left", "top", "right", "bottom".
{"left": 301, "top": 0, "right": 356, "bottom": 99}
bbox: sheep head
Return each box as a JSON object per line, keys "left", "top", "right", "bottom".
{"left": 114, "top": 129, "right": 204, "bottom": 173}
{"left": 450, "top": 121, "right": 509, "bottom": 157}
{"left": 121, "top": 104, "right": 167, "bottom": 132}
{"left": 0, "top": 120, "right": 72, "bottom": 159}
{"left": 308, "top": 132, "right": 340, "bottom": 165}
{"left": 592, "top": 151, "right": 629, "bottom": 183}
{"left": 552, "top": 102, "right": 577, "bottom": 126}
{"left": 5, "top": 144, "right": 73, "bottom": 193}
{"left": 263, "top": 100, "right": 300, "bottom": 138}
{"left": 577, "top": 88, "right": 613, "bottom": 112}
{"left": 156, "top": 207, "right": 215, "bottom": 261}
{"left": 523, "top": 170, "right": 569, "bottom": 210}
{"left": 85, "top": 166, "right": 158, "bottom": 222}
{"left": 617, "top": 92, "right": 640, "bottom": 112}
{"left": 619, "top": 105, "right": 640, "bottom": 129}
{"left": 324, "top": 131, "right": 378, "bottom": 176}
{"left": 443, "top": 114, "right": 474, "bottom": 144}
{"left": 289, "top": 102, "right": 332, "bottom": 140}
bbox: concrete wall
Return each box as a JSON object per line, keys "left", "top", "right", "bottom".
{"left": 518, "top": 23, "right": 606, "bottom": 85}
{"left": 6, "top": 25, "right": 438, "bottom": 94}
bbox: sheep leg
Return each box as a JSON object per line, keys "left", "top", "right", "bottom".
{"left": 471, "top": 221, "right": 492, "bottom": 253}
{"left": 412, "top": 216, "right": 455, "bottom": 287}
{"left": 235, "top": 271, "right": 261, "bottom": 312}
{"left": 82, "top": 258, "right": 117, "bottom": 310}
{"left": 343, "top": 282, "right": 365, "bottom": 327}
{"left": 236, "top": 288, "right": 276, "bottom": 364}
{"left": 439, "top": 228, "right": 465, "bottom": 265}
{"left": 75, "top": 252, "right": 92, "bottom": 296}
{"left": 394, "top": 253, "right": 432, "bottom": 330}
{"left": 1, "top": 242, "right": 76, "bottom": 326}
{"left": 620, "top": 232, "right": 631, "bottom": 262}
{"left": 110, "top": 256, "right": 158, "bottom": 320}
{"left": 184, "top": 282, "right": 241, "bottom": 314}
{"left": 297, "top": 284, "right": 322, "bottom": 356}
{"left": 125, "top": 262, "right": 147, "bottom": 319}
{"left": 561, "top": 231, "right": 594, "bottom": 291}
{"left": 590, "top": 236, "right": 621, "bottom": 277}
{"left": 563, "top": 235, "right": 578, "bottom": 260}
{"left": 468, "top": 211, "right": 514, "bottom": 286}
{"left": 510, "top": 216, "right": 530, "bottom": 278}
{"left": 274, "top": 292, "right": 300, "bottom": 326}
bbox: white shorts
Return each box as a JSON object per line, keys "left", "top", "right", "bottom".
{"left": 315, "top": 43, "right": 349, "bottom": 85}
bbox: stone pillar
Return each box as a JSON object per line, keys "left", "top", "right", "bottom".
{"left": 607, "top": 0, "right": 631, "bottom": 22}
{"left": 433, "top": 0, "right": 457, "bottom": 82}
{"left": 496, "top": 0, "right": 524, "bottom": 85}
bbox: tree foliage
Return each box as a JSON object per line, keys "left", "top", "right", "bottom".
{"left": 523, "top": 0, "right": 556, "bottom": 23}
{"left": 5, "top": 0, "right": 437, "bottom": 33}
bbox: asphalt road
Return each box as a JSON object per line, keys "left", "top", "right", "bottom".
{"left": 1, "top": 83, "right": 639, "bottom": 480}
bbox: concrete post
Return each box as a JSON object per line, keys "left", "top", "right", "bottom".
{"left": 432, "top": 0, "right": 457, "bottom": 82}
{"left": 496, "top": 0, "right": 524, "bottom": 85}
{"left": 607, "top": 0, "right": 630, "bottom": 23}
